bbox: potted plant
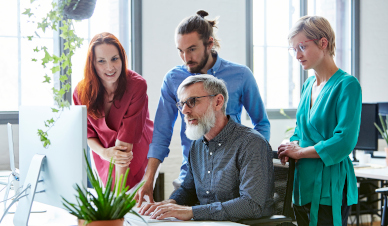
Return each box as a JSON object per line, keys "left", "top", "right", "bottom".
{"left": 374, "top": 114, "right": 388, "bottom": 166}
{"left": 23, "top": 0, "right": 96, "bottom": 148}
{"left": 62, "top": 150, "right": 146, "bottom": 226}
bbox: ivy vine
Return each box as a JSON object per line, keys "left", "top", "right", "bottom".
{"left": 23, "top": 0, "right": 84, "bottom": 148}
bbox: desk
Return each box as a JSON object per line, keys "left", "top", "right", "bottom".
{"left": 0, "top": 197, "right": 246, "bottom": 226}
{"left": 352, "top": 157, "right": 387, "bottom": 226}
{"left": 354, "top": 157, "right": 388, "bottom": 180}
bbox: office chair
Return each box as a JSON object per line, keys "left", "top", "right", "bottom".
{"left": 238, "top": 151, "right": 296, "bottom": 226}
{"left": 376, "top": 187, "right": 388, "bottom": 226}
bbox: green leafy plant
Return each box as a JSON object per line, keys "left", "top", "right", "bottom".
{"left": 374, "top": 114, "right": 388, "bottom": 146}
{"left": 23, "top": 0, "right": 84, "bottom": 148}
{"left": 62, "top": 150, "right": 146, "bottom": 225}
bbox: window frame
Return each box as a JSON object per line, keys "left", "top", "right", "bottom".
{"left": 246, "top": 0, "right": 360, "bottom": 119}
{"left": 0, "top": 0, "right": 141, "bottom": 124}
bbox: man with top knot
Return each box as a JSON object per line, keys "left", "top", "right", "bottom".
{"left": 135, "top": 10, "right": 270, "bottom": 206}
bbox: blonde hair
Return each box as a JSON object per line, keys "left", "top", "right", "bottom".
{"left": 288, "top": 16, "right": 336, "bottom": 57}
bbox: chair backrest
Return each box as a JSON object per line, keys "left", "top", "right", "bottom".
{"left": 7, "top": 123, "right": 16, "bottom": 173}
{"left": 272, "top": 151, "right": 295, "bottom": 219}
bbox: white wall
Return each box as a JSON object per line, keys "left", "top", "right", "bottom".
{"left": 360, "top": 0, "right": 388, "bottom": 102}
{"left": 358, "top": 0, "right": 388, "bottom": 159}
{"left": 142, "top": 0, "right": 247, "bottom": 199}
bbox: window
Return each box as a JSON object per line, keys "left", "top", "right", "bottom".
{"left": 306, "top": 0, "right": 351, "bottom": 77}
{"left": 252, "top": 0, "right": 352, "bottom": 110}
{"left": 71, "top": 0, "right": 132, "bottom": 96}
{"left": 0, "top": 0, "right": 132, "bottom": 113}
{"left": 0, "top": 1, "right": 56, "bottom": 111}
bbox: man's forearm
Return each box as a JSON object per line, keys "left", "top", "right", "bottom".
{"left": 144, "top": 158, "right": 161, "bottom": 182}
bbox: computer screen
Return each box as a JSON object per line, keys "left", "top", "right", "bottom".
{"left": 377, "top": 102, "right": 388, "bottom": 139}
{"left": 15, "top": 105, "right": 87, "bottom": 225}
{"left": 354, "top": 103, "right": 378, "bottom": 151}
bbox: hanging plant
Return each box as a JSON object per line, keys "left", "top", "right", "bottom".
{"left": 22, "top": 0, "right": 96, "bottom": 148}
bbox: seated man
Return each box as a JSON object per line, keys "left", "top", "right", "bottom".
{"left": 139, "top": 75, "right": 274, "bottom": 221}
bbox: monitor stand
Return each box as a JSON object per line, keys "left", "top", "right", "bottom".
{"left": 352, "top": 150, "right": 359, "bottom": 162}
{"left": 13, "top": 154, "right": 46, "bottom": 226}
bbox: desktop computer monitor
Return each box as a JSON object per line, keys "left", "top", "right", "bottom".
{"left": 377, "top": 102, "right": 388, "bottom": 139}
{"left": 15, "top": 105, "right": 87, "bottom": 225}
{"left": 354, "top": 103, "right": 378, "bottom": 158}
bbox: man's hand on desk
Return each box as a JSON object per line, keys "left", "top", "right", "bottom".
{"left": 135, "top": 179, "right": 154, "bottom": 207}
{"left": 151, "top": 203, "right": 193, "bottom": 221}
{"left": 139, "top": 199, "right": 193, "bottom": 221}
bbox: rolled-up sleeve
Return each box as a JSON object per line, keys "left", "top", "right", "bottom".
{"left": 241, "top": 67, "right": 271, "bottom": 141}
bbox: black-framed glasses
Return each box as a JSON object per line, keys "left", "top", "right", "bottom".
{"left": 176, "top": 94, "right": 217, "bottom": 112}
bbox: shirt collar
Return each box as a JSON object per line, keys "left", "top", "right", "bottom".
{"left": 201, "top": 115, "right": 236, "bottom": 144}
{"left": 207, "top": 51, "right": 221, "bottom": 75}
{"left": 184, "top": 51, "right": 222, "bottom": 76}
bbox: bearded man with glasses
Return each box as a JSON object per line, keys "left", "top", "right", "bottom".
{"left": 135, "top": 10, "right": 270, "bottom": 206}
{"left": 139, "top": 75, "right": 274, "bottom": 221}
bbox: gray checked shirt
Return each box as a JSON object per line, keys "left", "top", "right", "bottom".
{"left": 170, "top": 117, "right": 274, "bottom": 221}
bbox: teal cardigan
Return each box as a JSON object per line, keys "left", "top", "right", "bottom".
{"left": 290, "top": 69, "right": 362, "bottom": 226}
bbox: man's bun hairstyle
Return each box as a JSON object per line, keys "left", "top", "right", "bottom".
{"left": 176, "top": 10, "right": 220, "bottom": 50}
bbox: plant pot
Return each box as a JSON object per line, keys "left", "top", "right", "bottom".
{"left": 62, "top": 0, "right": 97, "bottom": 20}
{"left": 385, "top": 147, "right": 388, "bottom": 166}
{"left": 78, "top": 218, "right": 124, "bottom": 226}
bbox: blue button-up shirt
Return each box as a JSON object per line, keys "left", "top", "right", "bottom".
{"left": 148, "top": 53, "right": 270, "bottom": 180}
{"left": 170, "top": 118, "right": 274, "bottom": 221}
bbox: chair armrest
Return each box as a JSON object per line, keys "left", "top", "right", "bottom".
{"left": 238, "top": 215, "right": 293, "bottom": 226}
{"left": 376, "top": 187, "right": 388, "bottom": 194}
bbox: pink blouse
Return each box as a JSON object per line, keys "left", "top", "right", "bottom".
{"left": 73, "top": 70, "right": 153, "bottom": 189}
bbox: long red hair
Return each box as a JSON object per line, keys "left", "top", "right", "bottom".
{"left": 77, "top": 32, "right": 128, "bottom": 119}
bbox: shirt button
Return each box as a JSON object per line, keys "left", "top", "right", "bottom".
{"left": 206, "top": 191, "right": 209, "bottom": 194}
{"left": 210, "top": 152, "right": 213, "bottom": 155}
{"left": 218, "top": 143, "right": 221, "bottom": 146}
{"left": 208, "top": 171, "right": 210, "bottom": 174}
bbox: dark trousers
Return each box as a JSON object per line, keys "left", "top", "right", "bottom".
{"left": 293, "top": 180, "right": 350, "bottom": 226}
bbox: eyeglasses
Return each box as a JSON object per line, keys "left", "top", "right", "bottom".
{"left": 288, "top": 39, "right": 319, "bottom": 57}
{"left": 176, "top": 94, "right": 217, "bottom": 112}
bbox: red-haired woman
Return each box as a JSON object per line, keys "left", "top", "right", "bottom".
{"left": 73, "top": 32, "right": 153, "bottom": 190}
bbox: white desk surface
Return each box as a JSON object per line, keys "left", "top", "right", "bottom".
{"left": 353, "top": 157, "right": 388, "bottom": 180}
{"left": 273, "top": 154, "right": 388, "bottom": 181}
{"left": 0, "top": 196, "right": 245, "bottom": 226}
{"left": 2, "top": 156, "right": 386, "bottom": 225}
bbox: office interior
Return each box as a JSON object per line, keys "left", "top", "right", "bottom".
{"left": 0, "top": 0, "right": 388, "bottom": 225}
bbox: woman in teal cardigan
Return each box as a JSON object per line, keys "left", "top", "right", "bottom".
{"left": 278, "top": 16, "right": 362, "bottom": 226}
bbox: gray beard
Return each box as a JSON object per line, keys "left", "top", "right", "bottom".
{"left": 185, "top": 105, "right": 216, "bottom": 141}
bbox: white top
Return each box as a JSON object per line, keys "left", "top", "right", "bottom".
{"left": 311, "top": 80, "right": 327, "bottom": 107}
